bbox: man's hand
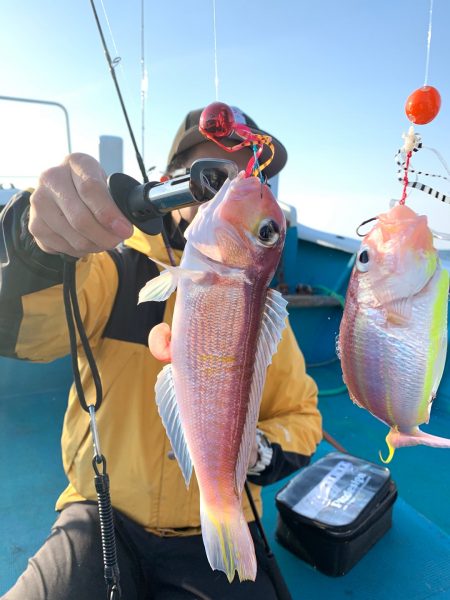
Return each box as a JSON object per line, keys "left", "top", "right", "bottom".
{"left": 29, "top": 153, "right": 133, "bottom": 258}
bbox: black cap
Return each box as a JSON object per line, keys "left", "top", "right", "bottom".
{"left": 166, "top": 106, "right": 288, "bottom": 179}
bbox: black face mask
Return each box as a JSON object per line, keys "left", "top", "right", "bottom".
{"left": 163, "top": 213, "right": 190, "bottom": 251}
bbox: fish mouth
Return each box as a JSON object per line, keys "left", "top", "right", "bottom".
{"left": 376, "top": 207, "right": 433, "bottom": 254}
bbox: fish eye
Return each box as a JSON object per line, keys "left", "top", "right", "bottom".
{"left": 257, "top": 219, "right": 280, "bottom": 246}
{"left": 356, "top": 246, "right": 370, "bottom": 272}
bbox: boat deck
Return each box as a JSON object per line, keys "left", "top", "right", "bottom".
{"left": 2, "top": 355, "right": 450, "bottom": 598}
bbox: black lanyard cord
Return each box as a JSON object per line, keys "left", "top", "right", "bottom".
{"left": 93, "top": 456, "right": 122, "bottom": 600}
{"left": 62, "top": 256, "right": 121, "bottom": 599}
{"left": 62, "top": 257, "right": 103, "bottom": 411}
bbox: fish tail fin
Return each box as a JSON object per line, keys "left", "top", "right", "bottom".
{"left": 380, "top": 426, "right": 450, "bottom": 463}
{"left": 200, "top": 499, "right": 257, "bottom": 583}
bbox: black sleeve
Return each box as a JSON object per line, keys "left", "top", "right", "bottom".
{"left": 247, "top": 444, "right": 312, "bottom": 487}
{"left": 0, "top": 191, "right": 65, "bottom": 356}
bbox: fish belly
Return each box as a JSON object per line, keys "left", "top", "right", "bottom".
{"left": 340, "top": 283, "right": 443, "bottom": 431}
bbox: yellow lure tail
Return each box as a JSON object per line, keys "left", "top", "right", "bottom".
{"left": 379, "top": 429, "right": 396, "bottom": 464}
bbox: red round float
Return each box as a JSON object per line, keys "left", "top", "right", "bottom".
{"left": 405, "top": 86, "right": 441, "bottom": 124}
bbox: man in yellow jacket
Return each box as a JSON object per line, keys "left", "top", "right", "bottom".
{"left": 0, "top": 107, "right": 322, "bottom": 599}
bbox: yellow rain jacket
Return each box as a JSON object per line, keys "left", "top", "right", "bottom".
{"left": 0, "top": 193, "right": 322, "bottom": 534}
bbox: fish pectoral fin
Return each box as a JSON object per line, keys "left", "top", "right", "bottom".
{"left": 139, "top": 257, "right": 204, "bottom": 302}
{"left": 385, "top": 298, "right": 413, "bottom": 326}
{"left": 139, "top": 269, "right": 179, "bottom": 303}
{"left": 148, "top": 323, "right": 172, "bottom": 362}
{"left": 155, "top": 364, "right": 193, "bottom": 486}
{"left": 235, "top": 289, "right": 289, "bottom": 492}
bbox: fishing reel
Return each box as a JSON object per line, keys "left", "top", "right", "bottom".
{"left": 108, "top": 158, "right": 238, "bottom": 235}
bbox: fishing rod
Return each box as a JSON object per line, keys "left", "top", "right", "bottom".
{"left": 88, "top": 0, "right": 183, "bottom": 267}
{"left": 89, "top": 0, "right": 147, "bottom": 184}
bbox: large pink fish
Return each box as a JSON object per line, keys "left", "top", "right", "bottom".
{"left": 139, "top": 173, "right": 287, "bottom": 581}
{"left": 338, "top": 203, "right": 449, "bottom": 462}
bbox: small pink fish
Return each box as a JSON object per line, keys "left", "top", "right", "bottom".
{"left": 338, "top": 203, "right": 449, "bottom": 462}
{"left": 139, "top": 173, "right": 287, "bottom": 581}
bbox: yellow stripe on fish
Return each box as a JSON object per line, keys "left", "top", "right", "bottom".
{"left": 198, "top": 354, "right": 236, "bottom": 363}
{"left": 420, "top": 268, "right": 449, "bottom": 416}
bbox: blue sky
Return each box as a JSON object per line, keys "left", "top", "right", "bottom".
{"left": 1, "top": 0, "right": 450, "bottom": 243}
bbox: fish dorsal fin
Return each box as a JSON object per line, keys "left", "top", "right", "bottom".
{"left": 155, "top": 364, "right": 193, "bottom": 487}
{"left": 235, "top": 289, "right": 288, "bottom": 492}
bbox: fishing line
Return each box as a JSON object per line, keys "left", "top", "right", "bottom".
{"left": 140, "top": 0, "right": 148, "bottom": 163}
{"left": 393, "top": 1, "right": 450, "bottom": 237}
{"left": 398, "top": 1, "right": 442, "bottom": 207}
{"left": 212, "top": 0, "right": 220, "bottom": 100}
{"left": 99, "top": 0, "right": 124, "bottom": 73}
{"left": 90, "top": 0, "right": 147, "bottom": 183}
{"left": 424, "top": 0, "right": 434, "bottom": 87}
